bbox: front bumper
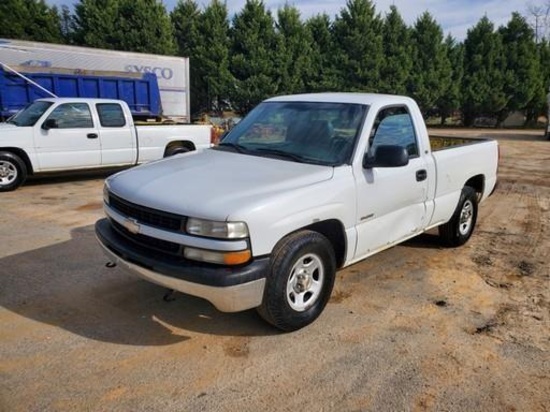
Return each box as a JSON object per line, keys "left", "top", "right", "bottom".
{"left": 95, "top": 218, "right": 269, "bottom": 312}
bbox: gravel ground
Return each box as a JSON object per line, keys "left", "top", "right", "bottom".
{"left": 1, "top": 129, "right": 548, "bottom": 411}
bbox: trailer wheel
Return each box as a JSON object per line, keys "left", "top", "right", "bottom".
{"left": 257, "top": 230, "right": 336, "bottom": 332}
{"left": 0, "top": 151, "right": 27, "bottom": 192}
{"left": 439, "top": 186, "right": 478, "bottom": 247}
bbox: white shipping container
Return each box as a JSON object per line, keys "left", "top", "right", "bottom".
{"left": 0, "top": 38, "right": 191, "bottom": 121}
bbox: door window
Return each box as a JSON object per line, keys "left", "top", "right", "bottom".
{"left": 46, "top": 103, "right": 93, "bottom": 129}
{"left": 96, "top": 103, "right": 126, "bottom": 127}
{"left": 368, "top": 107, "right": 418, "bottom": 158}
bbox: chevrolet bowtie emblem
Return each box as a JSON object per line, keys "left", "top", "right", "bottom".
{"left": 123, "top": 217, "right": 140, "bottom": 235}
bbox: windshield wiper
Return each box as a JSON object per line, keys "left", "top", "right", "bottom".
{"left": 251, "top": 147, "right": 321, "bottom": 164}
{"left": 216, "top": 142, "right": 250, "bottom": 153}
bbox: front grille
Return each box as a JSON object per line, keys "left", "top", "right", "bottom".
{"left": 109, "top": 193, "right": 185, "bottom": 231}
{"left": 112, "top": 220, "right": 181, "bottom": 255}
{"left": 107, "top": 192, "right": 186, "bottom": 257}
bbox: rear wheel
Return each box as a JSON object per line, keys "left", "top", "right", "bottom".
{"left": 439, "top": 186, "right": 478, "bottom": 247}
{"left": 257, "top": 230, "right": 336, "bottom": 331}
{"left": 164, "top": 145, "right": 190, "bottom": 157}
{"left": 0, "top": 152, "right": 27, "bottom": 192}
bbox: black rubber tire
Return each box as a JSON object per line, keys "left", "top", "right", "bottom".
{"left": 257, "top": 230, "right": 336, "bottom": 332}
{"left": 0, "top": 151, "right": 27, "bottom": 192}
{"left": 439, "top": 186, "right": 478, "bottom": 247}
{"left": 164, "top": 145, "right": 190, "bottom": 157}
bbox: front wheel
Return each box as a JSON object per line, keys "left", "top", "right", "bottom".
{"left": 257, "top": 230, "right": 336, "bottom": 332}
{"left": 0, "top": 152, "right": 27, "bottom": 192}
{"left": 439, "top": 186, "right": 478, "bottom": 247}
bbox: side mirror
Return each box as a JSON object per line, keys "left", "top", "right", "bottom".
{"left": 42, "top": 118, "right": 58, "bottom": 130}
{"left": 363, "top": 145, "right": 409, "bottom": 169}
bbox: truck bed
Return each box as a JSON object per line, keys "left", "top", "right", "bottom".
{"left": 429, "top": 135, "right": 490, "bottom": 151}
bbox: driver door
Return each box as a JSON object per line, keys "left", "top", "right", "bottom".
{"left": 34, "top": 102, "right": 101, "bottom": 170}
{"left": 354, "top": 106, "right": 429, "bottom": 259}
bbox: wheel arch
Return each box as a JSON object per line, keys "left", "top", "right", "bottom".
{"left": 299, "top": 219, "right": 347, "bottom": 269}
{"left": 465, "top": 174, "right": 484, "bottom": 202}
{"left": 164, "top": 140, "right": 196, "bottom": 156}
{"left": 0, "top": 147, "right": 34, "bottom": 175}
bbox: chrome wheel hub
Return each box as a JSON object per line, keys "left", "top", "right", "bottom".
{"left": 0, "top": 160, "right": 17, "bottom": 185}
{"left": 459, "top": 200, "right": 474, "bottom": 235}
{"left": 286, "top": 253, "right": 324, "bottom": 312}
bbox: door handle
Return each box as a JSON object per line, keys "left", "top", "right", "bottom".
{"left": 87, "top": 133, "right": 98, "bottom": 139}
{"left": 416, "top": 169, "right": 427, "bottom": 182}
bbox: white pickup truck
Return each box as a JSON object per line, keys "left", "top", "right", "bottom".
{"left": 96, "top": 93, "right": 499, "bottom": 331}
{"left": 0, "top": 98, "right": 212, "bottom": 191}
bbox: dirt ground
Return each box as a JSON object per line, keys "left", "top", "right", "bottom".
{"left": 1, "top": 129, "right": 548, "bottom": 411}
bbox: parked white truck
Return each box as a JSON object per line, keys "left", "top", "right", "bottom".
{"left": 96, "top": 93, "right": 499, "bottom": 331}
{"left": 0, "top": 98, "right": 212, "bottom": 191}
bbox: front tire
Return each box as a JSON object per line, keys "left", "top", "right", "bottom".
{"left": 0, "top": 152, "right": 27, "bottom": 192}
{"left": 257, "top": 230, "right": 336, "bottom": 332}
{"left": 439, "top": 186, "right": 478, "bottom": 247}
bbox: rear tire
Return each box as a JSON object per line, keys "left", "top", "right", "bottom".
{"left": 164, "top": 145, "right": 190, "bottom": 157}
{"left": 439, "top": 186, "right": 478, "bottom": 247}
{"left": 257, "top": 230, "right": 336, "bottom": 332}
{"left": 0, "top": 152, "right": 27, "bottom": 192}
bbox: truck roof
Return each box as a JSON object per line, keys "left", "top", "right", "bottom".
{"left": 36, "top": 97, "right": 128, "bottom": 105}
{"left": 266, "top": 92, "right": 416, "bottom": 107}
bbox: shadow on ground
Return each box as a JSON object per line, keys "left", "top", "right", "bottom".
{"left": 0, "top": 225, "right": 277, "bottom": 345}
{"left": 25, "top": 167, "right": 129, "bottom": 187}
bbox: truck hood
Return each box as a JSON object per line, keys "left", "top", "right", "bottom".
{"left": 108, "top": 148, "right": 334, "bottom": 220}
{"left": 0, "top": 123, "right": 18, "bottom": 130}
{"left": 0, "top": 123, "right": 30, "bottom": 143}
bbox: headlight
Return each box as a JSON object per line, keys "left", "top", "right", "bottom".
{"left": 186, "top": 218, "right": 248, "bottom": 239}
{"left": 103, "top": 183, "right": 110, "bottom": 205}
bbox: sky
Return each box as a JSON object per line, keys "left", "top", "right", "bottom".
{"left": 46, "top": 0, "right": 528, "bottom": 41}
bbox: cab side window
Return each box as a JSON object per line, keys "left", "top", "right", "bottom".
{"left": 45, "top": 103, "right": 93, "bottom": 129}
{"left": 368, "top": 106, "right": 418, "bottom": 158}
{"left": 96, "top": 103, "right": 126, "bottom": 127}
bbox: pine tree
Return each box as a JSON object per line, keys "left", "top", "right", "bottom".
{"left": 116, "top": 0, "right": 175, "bottom": 54}
{"left": 409, "top": 12, "right": 451, "bottom": 115}
{"left": 305, "top": 14, "right": 338, "bottom": 92}
{"left": 171, "top": 0, "right": 201, "bottom": 58}
{"left": 0, "top": 0, "right": 62, "bottom": 43}
{"left": 74, "top": 0, "right": 175, "bottom": 54}
{"left": 171, "top": 0, "right": 203, "bottom": 113}
{"left": 73, "top": 0, "right": 123, "bottom": 48}
{"left": 196, "top": 0, "right": 233, "bottom": 113}
{"left": 438, "top": 36, "right": 464, "bottom": 125}
{"left": 498, "top": 12, "right": 540, "bottom": 125}
{"left": 274, "top": 5, "right": 312, "bottom": 95}
{"left": 230, "top": 0, "right": 277, "bottom": 114}
{"left": 526, "top": 39, "right": 550, "bottom": 126}
{"left": 462, "top": 16, "right": 507, "bottom": 126}
{"left": 333, "top": 0, "right": 383, "bottom": 92}
{"left": 380, "top": 5, "right": 411, "bottom": 95}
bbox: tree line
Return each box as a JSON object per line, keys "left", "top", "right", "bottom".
{"left": 1, "top": 0, "right": 548, "bottom": 126}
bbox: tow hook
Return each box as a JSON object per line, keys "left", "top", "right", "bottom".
{"left": 163, "top": 289, "right": 177, "bottom": 302}
{"left": 105, "top": 262, "right": 117, "bottom": 268}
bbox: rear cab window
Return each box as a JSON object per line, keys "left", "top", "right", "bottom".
{"left": 96, "top": 103, "right": 126, "bottom": 127}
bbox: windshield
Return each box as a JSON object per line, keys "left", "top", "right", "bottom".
{"left": 8, "top": 101, "right": 54, "bottom": 127}
{"left": 216, "top": 101, "right": 368, "bottom": 166}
